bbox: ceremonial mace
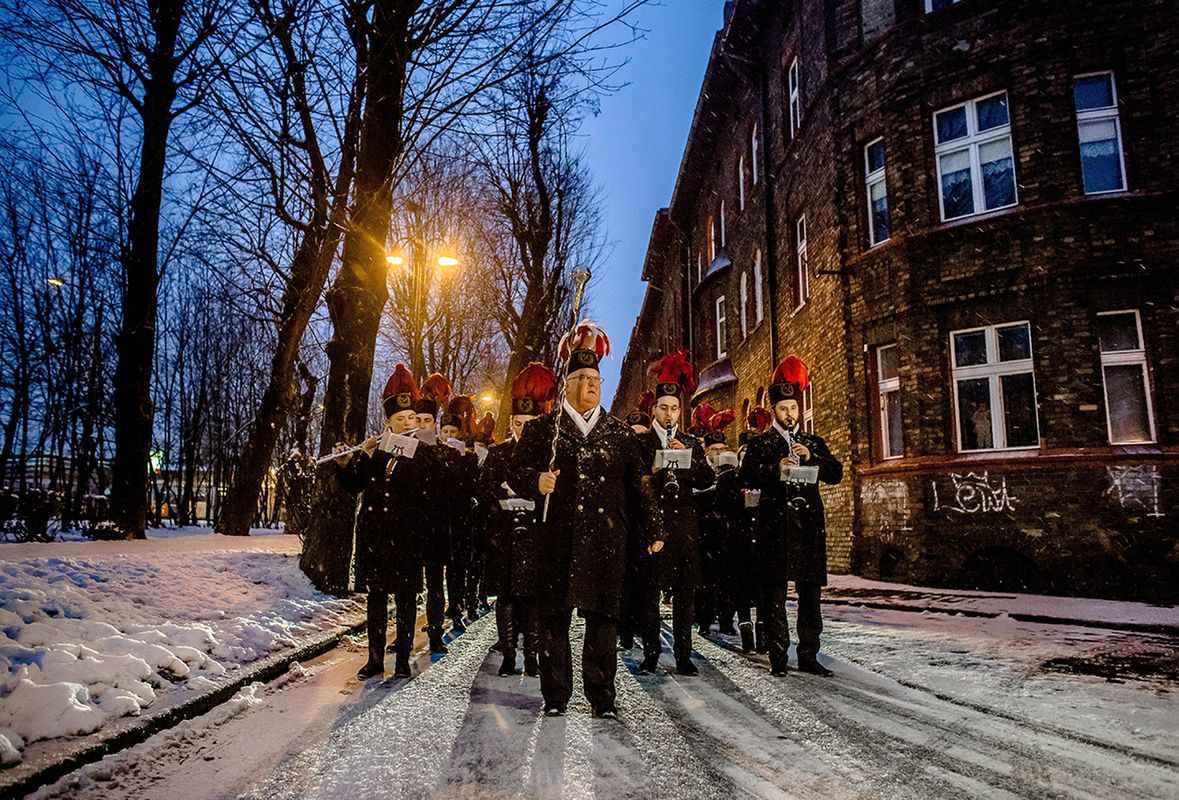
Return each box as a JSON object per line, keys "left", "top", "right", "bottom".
{"left": 542, "top": 266, "right": 592, "bottom": 523}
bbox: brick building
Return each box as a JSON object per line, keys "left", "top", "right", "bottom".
{"left": 612, "top": 0, "right": 1178, "bottom": 602}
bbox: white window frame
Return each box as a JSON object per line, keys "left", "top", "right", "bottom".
{"left": 715, "top": 295, "right": 728, "bottom": 359}
{"left": 719, "top": 201, "right": 727, "bottom": 247}
{"left": 707, "top": 217, "right": 716, "bottom": 262}
{"left": 1075, "top": 71, "right": 1127, "bottom": 195}
{"left": 753, "top": 249, "right": 764, "bottom": 323}
{"left": 877, "top": 344, "right": 902, "bottom": 459}
{"left": 739, "top": 270, "right": 748, "bottom": 338}
{"left": 933, "top": 91, "right": 1018, "bottom": 222}
{"left": 950, "top": 321, "right": 1040, "bottom": 453}
{"left": 865, "top": 138, "right": 890, "bottom": 246}
{"left": 696, "top": 251, "right": 702, "bottom": 285}
{"left": 738, "top": 155, "right": 746, "bottom": 210}
{"left": 751, "top": 124, "right": 760, "bottom": 184}
{"left": 795, "top": 215, "right": 809, "bottom": 308}
{"left": 788, "top": 57, "right": 801, "bottom": 139}
{"left": 802, "top": 384, "right": 814, "bottom": 434}
{"left": 1098, "top": 310, "right": 1156, "bottom": 444}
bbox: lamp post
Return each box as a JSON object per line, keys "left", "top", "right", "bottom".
{"left": 386, "top": 234, "right": 459, "bottom": 381}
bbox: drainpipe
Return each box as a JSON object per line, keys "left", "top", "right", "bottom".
{"left": 759, "top": 63, "right": 781, "bottom": 370}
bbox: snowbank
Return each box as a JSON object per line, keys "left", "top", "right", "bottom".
{"left": 0, "top": 548, "right": 358, "bottom": 764}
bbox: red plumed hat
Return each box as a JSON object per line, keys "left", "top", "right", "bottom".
{"left": 769, "top": 354, "right": 809, "bottom": 405}
{"left": 559, "top": 321, "right": 610, "bottom": 374}
{"left": 510, "top": 362, "right": 558, "bottom": 416}
{"left": 381, "top": 364, "right": 419, "bottom": 416}
{"left": 703, "top": 408, "right": 736, "bottom": 446}
{"left": 442, "top": 395, "right": 477, "bottom": 438}
{"left": 416, "top": 373, "right": 452, "bottom": 416}
{"left": 475, "top": 412, "right": 497, "bottom": 444}
{"left": 691, "top": 402, "right": 717, "bottom": 431}
{"left": 650, "top": 350, "right": 696, "bottom": 401}
{"left": 746, "top": 406, "right": 773, "bottom": 434}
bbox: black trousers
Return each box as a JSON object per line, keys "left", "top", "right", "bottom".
{"left": 765, "top": 581, "right": 823, "bottom": 670}
{"left": 366, "top": 590, "right": 417, "bottom": 665}
{"left": 538, "top": 607, "right": 618, "bottom": 710}
{"left": 496, "top": 597, "right": 539, "bottom": 658}
{"left": 447, "top": 550, "right": 467, "bottom": 618}
{"left": 643, "top": 585, "right": 695, "bottom": 662}
{"left": 425, "top": 559, "right": 446, "bottom": 630}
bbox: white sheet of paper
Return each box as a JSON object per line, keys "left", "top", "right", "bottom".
{"left": 414, "top": 427, "right": 437, "bottom": 446}
{"left": 744, "top": 488, "right": 761, "bottom": 508}
{"left": 779, "top": 464, "right": 818, "bottom": 484}
{"left": 654, "top": 449, "right": 692, "bottom": 470}
{"left": 382, "top": 432, "right": 418, "bottom": 459}
{"left": 475, "top": 443, "right": 489, "bottom": 465}
{"left": 717, "top": 451, "right": 738, "bottom": 468}
{"left": 499, "top": 498, "right": 536, "bottom": 511}
{"left": 446, "top": 438, "right": 467, "bottom": 454}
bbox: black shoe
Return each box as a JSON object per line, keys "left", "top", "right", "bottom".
{"left": 393, "top": 659, "right": 411, "bottom": 678}
{"left": 428, "top": 630, "right": 449, "bottom": 654}
{"left": 544, "top": 703, "right": 567, "bottom": 717}
{"left": 523, "top": 654, "right": 539, "bottom": 676}
{"left": 739, "top": 622, "right": 754, "bottom": 653}
{"left": 593, "top": 706, "right": 618, "bottom": 719}
{"left": 675, "top": 658, "right": 699, "bottom": 676}
{"left": 717, "top": 622, "right": 737, "bottom": 635}
{"left": 698, "top": 623, "right": 712, "bottom": 635}
{"left": 498, "top": 653, "right": 519, "bottom": 676}
{"left": 755, "top": 621, "right": 767, "bottom": 653}
{"left": 798, "top": 658, "right": 833, "bottom": 677}
{"left": 618, "top": 637, "right": 634, "bottom": 651}
{"left": 356, "top": 660, "right": 383, "bottom": 679}
{"left": 639, "top": 655, "right": 659, "bottom": 674}
{"left": 770, "top": 665, "right": 790, "bottom": 677}
{"left": 450, "top": 617, "right": 467, "bottom": 634}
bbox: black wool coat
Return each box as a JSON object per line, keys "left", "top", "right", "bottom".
{"left": 737, "top": 426, "right": 843, "bottom": 586}
{"left": 635, "top": 428, "right": 715, "bottom": 588}
{"left": 714, "top": 464, "right": 759, "bottom": 606}
{"left": 477, "top": 438, "right": 543, "bottom": 598}
{"left": 510, "top": 407, "right": 662, "bottom": 620}
{"left": 337, "top": 444, "right": 439, "bottom": 595}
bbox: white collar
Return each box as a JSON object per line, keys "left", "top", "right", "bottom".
{"left": 651, "top": 420, "right": 677, "bottom": 448}
{"left": 772, "top": 419, "right": 799, "bottom": 443}
{"left": 563, "top": 400, "right": 601, "bottom": 437}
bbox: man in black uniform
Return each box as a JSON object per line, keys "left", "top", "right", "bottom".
{"left": 440, "top": 395, "right": 478, "bottom": 631}
{"left": 511, "top": 322, "right": 662, "bottom": 718}
{"left": 634, "top": 352, "right": 715, "bottom": 676}
{"left": 334, "top": 364, "right": 439, "bottom": 679}
{"left": 479, "top": 362, "right": 557, "bottom": 676}
{"left": 738, "top": 355, "right": 843, "bottom": 676}
{"left": 416, "top": 373, "right": 455, "bottom": 652}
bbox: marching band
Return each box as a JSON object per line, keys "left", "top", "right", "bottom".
{"left": 332, "top": 326, "right": 844, "bottom": 713}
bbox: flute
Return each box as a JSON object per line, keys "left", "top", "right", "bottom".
{"left": 314, "top": 427, "right": 394, "bottom": 465}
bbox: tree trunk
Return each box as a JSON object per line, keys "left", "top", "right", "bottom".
{"left": 301, "top": 2, "right": 410, "bottom": 592}
{"left": 107, "top": 0, "right": 183, "bottom": 540}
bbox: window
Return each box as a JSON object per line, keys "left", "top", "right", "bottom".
{"left": 696, "top": 252, "right": 703, "bottom": 284}
{"left": 715, "top": 295, "right": 728, "bottom": 359}
{"left": 753, "top": 249, "right": 764, "bottom": 323}
{"left": 787, "top": 58, "right": 801, "bottom": 139}
{"left": 802, "top": 384, "right": 814, "bottom": 434}
{"left": 707, "top": 217, "right": 716, "bottom": 262}
{"left": 1098, "top": 311, "right": 1154, "bottom": 444}
{"left": 739, "top": 271, "right": 748, "bottom": 338}
{"left": 795, "top": 216, "right": 809, "bottom": 307}
{"left": 751, "top": 124, "right": 760, "bottom": 184}
{"left": 1075, "top": 73, "right": 1126, "bottom": 194}
{"left": 865, "top": 138, "right": 890, "bottom": 246}
{"left": 719, "top": 201, "right": 727, "bottom": 247}
{"left": 925, "top": 0, "right": 962, "bottom": 11}
{"left": 738, "top": 156, "right": 746, "bottom": 210}
{"left": 950, "top": 322, "right": 1039, "bottom": 452}
{"left": 934, "top": 91, "right": 1018, "bottom": 221}
{"left": 877, "top": 344, "right": 902, "bottom": 459}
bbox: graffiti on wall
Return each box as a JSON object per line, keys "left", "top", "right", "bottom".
{"left": 1104, "top": 465, "right": 1164, "bottom": 517}
{"left": 860, "top": 480, "right": 910, "bottom": 535}
{"left": 932, "top": 471, "right": 1017, "bottom": 515}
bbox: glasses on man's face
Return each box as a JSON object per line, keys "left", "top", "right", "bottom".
{"left": 568, "top": 376, "right": 603, "bottom": 386}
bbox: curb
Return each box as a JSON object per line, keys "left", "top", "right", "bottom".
{"left": 821, "top": 596, "right": 1179, "bottom": 637}
{"left": 0, "top": 612, "right": 367, "bottom": 799}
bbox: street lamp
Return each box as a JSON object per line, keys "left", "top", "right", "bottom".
{"left": 47, "top": 276, "right": 66, "bottom": 288}
{"left": 386, "top": 236, "right": 460, "bottom": 379}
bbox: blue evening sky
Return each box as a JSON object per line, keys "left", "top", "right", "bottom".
{"left": 581, "top": 1, "right": 724, "bottom": 406}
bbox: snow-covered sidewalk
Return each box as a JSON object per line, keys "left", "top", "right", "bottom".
{"left": 0, "top": 530, "right": 361, "bottom": 776}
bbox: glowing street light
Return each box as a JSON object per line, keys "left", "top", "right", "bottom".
{"left": 47, "top": 276, "right": 66, "bottom": 287}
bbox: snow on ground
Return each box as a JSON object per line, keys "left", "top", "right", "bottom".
{"left": 0, "top": 533, "right": 359, "bottom": 764}
{"left": 29, "top": 594, "right": 1179, "bottom": 800}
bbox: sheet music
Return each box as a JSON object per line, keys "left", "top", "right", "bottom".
{"left": 654, "top": 449, "right": 692, "bottom": 470}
